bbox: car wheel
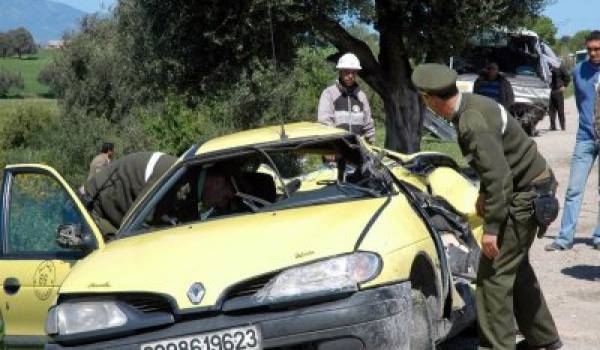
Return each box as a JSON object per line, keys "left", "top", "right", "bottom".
{"left": 410, "top": 289, "right": 435, "bottom": 350}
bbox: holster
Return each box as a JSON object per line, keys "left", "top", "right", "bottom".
{"left": 523, "top": 170, "right": 559, "bottom": 238}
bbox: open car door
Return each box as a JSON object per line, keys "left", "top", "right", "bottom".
{"left": 0, "top": 164, "right": 104, "bottom": 347}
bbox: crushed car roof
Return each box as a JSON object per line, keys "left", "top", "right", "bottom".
{"left": 196, "top": 122, "right": 347, "bottom": 155}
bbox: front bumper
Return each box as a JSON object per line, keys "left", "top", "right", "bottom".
{"left": 46, "top": 282, "right": 411, "bottom": 350}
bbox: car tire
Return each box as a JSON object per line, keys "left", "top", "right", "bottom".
{"left": 410, "top": 289, "right": 435, "bottom": 350}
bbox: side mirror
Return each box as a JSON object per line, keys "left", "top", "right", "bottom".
{"left": 56, "top": 224, "right": 96, "bottom": 251}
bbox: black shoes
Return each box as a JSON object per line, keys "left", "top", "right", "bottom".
{"left": 544, "top": 242, "right": 570, "bottom": 251}
{"left": 517, "top": 339, "right": 563, "bottom": 350}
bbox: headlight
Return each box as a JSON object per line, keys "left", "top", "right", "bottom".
{"left": 46, "top": 301, "right": 127, "bottom": 336}
{"left": 254, "top": 252, "right": 381, "bottom": 302}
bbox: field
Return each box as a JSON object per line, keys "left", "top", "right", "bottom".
{"left": 0, "top": 49, "right": 55, "bottom": 98}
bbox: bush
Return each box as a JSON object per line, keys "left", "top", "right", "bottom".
{"left": 0, "top": 70, "right": 24, "bottom": 96}
{"left": 0, "top": 100, "right": 58, "bottom": 149}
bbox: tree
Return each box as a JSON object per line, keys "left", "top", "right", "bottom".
{"left": 7, "top": 27, "right": 37, "bottom": 59}
{"left": 525, "top": 15, "right": 557, "bottom": 45}
{"left": 38, "top": 16, "right": 155, "bottom": 122}
{"left": 0, "top": 33, "right": 11, "bottom": 58}
{"left": 568, "top": 30, "right": 591, "bottom": 52}
{"left": 120, "top": 0, "right": 549, "bottom": 153}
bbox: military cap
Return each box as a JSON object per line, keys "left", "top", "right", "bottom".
{"left": 411, "top": 63, "right": 458, "bottom": 96}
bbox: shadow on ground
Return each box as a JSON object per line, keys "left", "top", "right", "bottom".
{"left": 438, "top": 336, "right": 478, "bottom": 350}
{"left": 561, "top": 264, "right": 600, "bottom": 281}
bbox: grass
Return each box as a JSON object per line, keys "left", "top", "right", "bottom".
{"left": 0, "top": 49, "right": 55, "bottom": 98}
{"left": 420, "top": 135, "right": 466, "bottom": 166}
{"left": 0, "top": 98, "right": 57, "bottom": 112}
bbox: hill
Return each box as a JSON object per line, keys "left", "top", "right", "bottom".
{"left": 0, "top": 0, "right": 86, "bottom": 44}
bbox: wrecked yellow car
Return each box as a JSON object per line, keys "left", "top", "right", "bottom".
{"left": 2, "top": 122, "right": 482, "bottom": 349}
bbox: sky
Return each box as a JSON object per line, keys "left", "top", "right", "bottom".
{"left": 543, "top": 0, "right": 600, "bottom": 37}
{"left": 53, "top": 0, "right": 116, "bottom": 13}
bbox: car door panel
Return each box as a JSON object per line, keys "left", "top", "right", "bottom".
{"left": 1, "top": 260, "right": 74, "bottom": 337}
{"left": 0, "top": 165, "right": 102, "bottom": 343}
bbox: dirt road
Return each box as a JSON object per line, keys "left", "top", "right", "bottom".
{"left": 443, "top": 97, "right": 600, "bottom": 349}
{"left": 530, "top": 97, "right": 600, "bottom": 349}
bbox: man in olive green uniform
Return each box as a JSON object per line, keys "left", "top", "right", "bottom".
{"left": 81, "top": 151, "right": 177, "bottom": 239}
{"left": 412, "top": 63, "right": 562, "bottom": 350}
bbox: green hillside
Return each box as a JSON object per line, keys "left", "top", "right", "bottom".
{"left": 0, "top": 49, "right": 55, "bottom": 97}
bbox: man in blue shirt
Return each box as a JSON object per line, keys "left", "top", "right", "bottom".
{"left": 547, "top": 31, "right": 600, "bottom": 251}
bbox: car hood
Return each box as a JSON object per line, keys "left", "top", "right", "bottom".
{"left": 60, "top": 198, "right": 388, "bottom": 310}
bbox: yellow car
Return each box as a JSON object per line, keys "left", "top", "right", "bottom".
{"left": 1, "top": 122, "right": 482, "bottom": 349}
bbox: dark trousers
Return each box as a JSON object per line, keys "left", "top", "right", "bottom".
{"left": 477, "top": 192, "right": 560, "bottom": 350}
{"left": 549, "top": 90, "right": 565, "bottom": 130}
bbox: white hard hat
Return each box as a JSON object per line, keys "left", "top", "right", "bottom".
{"left": 336, "top": 53, "right": 362, "bottom": 70}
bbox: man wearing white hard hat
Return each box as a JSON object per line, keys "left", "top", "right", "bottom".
{"left": 317, "top": 53, "right": 375, "bottom": 143}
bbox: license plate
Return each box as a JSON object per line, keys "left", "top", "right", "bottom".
{"left": 141, "top": 325, "right": 262, "bottom": 350}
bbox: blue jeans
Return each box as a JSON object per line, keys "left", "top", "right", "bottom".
{"left": 555, "top": 140, "right": 600, "bottom": 247}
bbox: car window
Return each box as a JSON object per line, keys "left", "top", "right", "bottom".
{"left": 124, "top": 139, "right": 395, "bottom": 236}
{"left": 5, "top": 173, "right": 90, "bottom": 255}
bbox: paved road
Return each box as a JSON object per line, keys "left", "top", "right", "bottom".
{"left": 443, "top": 97, "right": 600, "bottom": 349}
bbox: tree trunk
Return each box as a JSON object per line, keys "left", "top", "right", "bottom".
{"left": 375, "top": 1, "right": 422, "bottom": 154}
{"left": 382, "top": 83, "right": 422, "bottom": 153}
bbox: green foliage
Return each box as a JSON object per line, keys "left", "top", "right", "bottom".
{"left": 568, "top": 30, "right": 592, "bottom": 52}
{"left": 133, "top": 97, "right": 233, "bottom": 156}
{"left": 525, "top": 15, "right": 557, "bottom": 45}
{"left": 0, "top": 70, "right": 24, "bottom": 97}
{"left": 115, "top": 0, "right": 306, "bottom": 95}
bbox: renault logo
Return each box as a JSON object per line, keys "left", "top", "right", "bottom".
{"left": 187, "top": 282, "right": 205, "bottom": 304}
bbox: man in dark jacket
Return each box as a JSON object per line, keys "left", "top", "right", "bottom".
{"left": 548, "top": 62, "right": 571, "bottom": 131}
{"left": 473, "top": 62, "right": 515, "bottom": 110}
{"left": 81, "top": 151, "right": 177, "bottom": 239}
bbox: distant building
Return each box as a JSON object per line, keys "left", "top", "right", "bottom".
{"left": 46, "top": 40, "right": 64, "bottom": 49}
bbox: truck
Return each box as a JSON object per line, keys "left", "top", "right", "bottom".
{"left": 452, "top": 29, "right": 553, "bottom": 136}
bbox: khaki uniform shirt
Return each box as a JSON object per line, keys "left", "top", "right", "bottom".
{"left": 88, "top": 153, "right": 110, "bottom": 180}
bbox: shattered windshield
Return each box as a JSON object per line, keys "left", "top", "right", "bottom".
{"left": 123, "top": 137, "right": 394, "bottom": 235}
